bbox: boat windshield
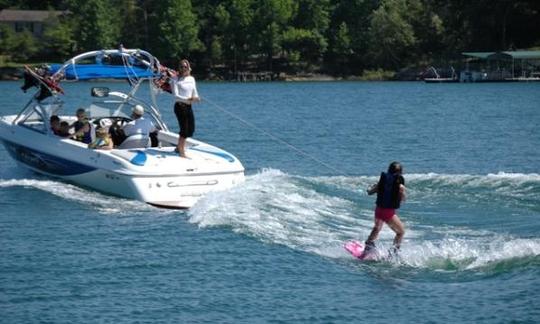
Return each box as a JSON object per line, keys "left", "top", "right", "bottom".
{"left": 18, "top": 102, "right": 62, "bottom": 134}
{"left": 87, "top": 97, "right": 162, "bottom": 130}
{"left": 87, "top": 101, "right": 131, "bottom": 119}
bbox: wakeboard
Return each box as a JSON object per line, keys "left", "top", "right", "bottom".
{"left": 344, "top": 240, "right": 378, "bottom": 261}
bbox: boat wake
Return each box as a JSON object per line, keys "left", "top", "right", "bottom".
{"left": 189, "top": 169, "right": 540, "bottom": 273}
{"left": 394, "top": 236, "right": 540, "bottom": 272}
{"left": 2, "top": 168, "right": 538, "bottom": 272}
{"left": 0, "top": 177, "right": 155, "bottom": 214}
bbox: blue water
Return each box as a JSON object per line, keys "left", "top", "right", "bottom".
{"left": 1, "top": 80, "right": 539, "bottom": 323}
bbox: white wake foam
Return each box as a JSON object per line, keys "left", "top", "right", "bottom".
{"left": 189, "top": 169, "right": 423, "bottom": 255}
{"left": 188, "top": 169, "right": 540, "bottom": 271}
{"left": 400, "top": 236, "right": 540, "bottom": 270}
{"left": 0, "top": 178, "right": 154, "bottom": 214}
{"left": 3, "top": 170, "right": 538, "bottom": 271}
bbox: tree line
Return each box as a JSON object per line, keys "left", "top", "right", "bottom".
{"left": 1, "top": 0, "right": 539, "bottom": 78}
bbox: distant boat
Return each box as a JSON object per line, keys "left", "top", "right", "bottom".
{"left": 423, "top": 66, "right": 458, "bottom": 83}
{"left": 424, "top": 77, "right": 459, "bottom": 83}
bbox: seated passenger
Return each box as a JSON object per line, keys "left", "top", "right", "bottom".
{"left": 109, "top": 105, "right": 158, "bottom": 147}
{"left": 50, "top": 115, "right": 61, "bottom": 135}
{"left": 71, "top": 108, "right": 92, "bottom": 144}
{"left": 88, "top": 127, "right": 113, "bottom": 150}
{"left": 57, "top": 121, "right": 72, "bottom": 138}
{"left": 122, "top": 105, "right": 157, "bottom": 138}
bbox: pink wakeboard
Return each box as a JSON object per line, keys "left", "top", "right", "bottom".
{"left": 344, "top": 240, "right": 377, "bottom": 261}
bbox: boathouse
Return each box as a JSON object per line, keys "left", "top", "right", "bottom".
{"left": 461, "top": 50, "right": 540, "bottom": 82}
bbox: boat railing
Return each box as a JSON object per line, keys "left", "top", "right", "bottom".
{"left": 425, "top": 66, "right": 440, "bottom": 79}
{"left": 18, "top": 48, "right": 172, "bottom": 132}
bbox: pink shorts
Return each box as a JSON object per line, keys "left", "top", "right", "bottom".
{"left": 375, "top": 207, "right": 396, "bottom": 222}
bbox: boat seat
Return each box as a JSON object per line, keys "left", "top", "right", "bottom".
{"left": 118, "top": 134, "right": 151, "bottom": 149}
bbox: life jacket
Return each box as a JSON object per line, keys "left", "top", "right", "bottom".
{"left": 73, "top": 121, "right": 92, "bottom": 144}
{"left": 376, "top": 172, "right": 405, "bottom": 209}
{"left": 89, "top": 137, "right": 110, "bottom": 149}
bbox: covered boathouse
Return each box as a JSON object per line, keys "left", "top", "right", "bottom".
{"left": 460, "top": 50, "right": 540, "bottom": 82}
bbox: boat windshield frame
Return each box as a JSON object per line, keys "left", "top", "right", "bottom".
{"left": 14, "top": 48, "right": 170, "bottom": 132}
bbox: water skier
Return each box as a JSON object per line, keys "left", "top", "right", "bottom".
{"left": 365, "top": 161, "right": 406, "bottom": 255}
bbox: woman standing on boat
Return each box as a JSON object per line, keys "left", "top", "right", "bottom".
{"left": 170, "top": 59, "right": 200, "bottom": 158}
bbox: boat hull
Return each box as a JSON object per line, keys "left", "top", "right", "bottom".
{"left": 0, "top": 118, "right": 244, "bottom": 209}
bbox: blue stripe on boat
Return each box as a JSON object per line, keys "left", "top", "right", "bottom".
{"left": 189, "top": 147, "right": 235, "bottom": 162}
{"left": 1, "top": 140, "right": 97, "bottom": 176}
{"left": 130, "top": 150, "right": 147, "bottom": 166}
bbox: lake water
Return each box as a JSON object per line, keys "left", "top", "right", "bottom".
{"left": 0, "top": 80, "right": 539, "bottom": 323}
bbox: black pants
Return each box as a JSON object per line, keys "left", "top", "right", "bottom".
{"left": 109, "top": 124, "right": 126, "bottom": 146}
{"left": 174, "top": 102, "right": 195, "bottom": 138}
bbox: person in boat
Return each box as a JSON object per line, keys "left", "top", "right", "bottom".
{"left": 365, "top": 161, "right": 406, "bottom": 255}
{"left": 50, "top": 115, "right": 61, "bottom": 135}
{"left": 110, "top": 105, "right": 157, "bottom": 147}
{"left": 121, "top": 105, "right": 157, "bottom": 139}
{"left": 88, "top": 127, "right": 113, "bottom": 150}
{"left": 57, "top": 121, "right": 72, "bottom": 138}
{"left": 170, "top": 59, "right": 200, "bottom": 158}
{"left": 71, "top": 108, "right": 92, "bottom": 144}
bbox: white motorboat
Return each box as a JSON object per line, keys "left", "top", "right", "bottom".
{"left": 0, "top": 49, "right": 244, "bottom": 208}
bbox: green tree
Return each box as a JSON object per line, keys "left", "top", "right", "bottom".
{"left": 284, "top": 0, "right": 330, "bottom": 68}
{"left": 328, "top": 0, "right": 379, "bottom": 74}
{"left": 326, "top": 21, "right": 353, "bottom": 74}
{"left": 115, "top": 0, "right": 145, "bottom": 49}
{"left": 413, "top": 2, "right": 445, "bottom": 60}
{"left": 42, "top": 11, "right": 75, "bottom": 60}
{"left": 253, "top": 0, "right": 297, "bottom": 71}
{"left": 11, "top": 30, "right": 39, "bottom": 61}
{"left": 150, "top": 0, "right": 203, "bottom": 63}
{"left": 66, "top": 0, "right": 121, "bottom": 51}
{"left": 368, "top": 0, "right": 417, "bottom": 69}
{"left": 282, "top": 27, "right": 327, "bottom": 71}
{"left": 213, "top": 4, "right": 230, "bottom": 64}
{"left": 209, "top": 36, "right": 224, "bottom": 65}
{"left": 221, "top": 0, "right": 255, "bottom": 72}
{"left": 0, "top": 24, "right": 16, "bottom": 57}
{"left": 191, "top": 0, "right": 229, "bottom": 69}
{"left": 429, "top": 0, "right": 540, "bottom": 53}
{"left": 0, "top": 22, "right": 39, "bottom": 62}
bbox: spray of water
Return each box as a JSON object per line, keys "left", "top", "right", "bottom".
{"left": 2, "top": 170, "right": 539, "bottom": 271}
{"left": 188, "top": 169, "right": 540, "bottom": 271}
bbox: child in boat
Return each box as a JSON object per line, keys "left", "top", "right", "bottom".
{"left": 57, "top": 121, "right": 72, "bottom": 138}
{"left": 72, "top": 108, "right": 92, "bottom": 144}
{"left": 88, "top": 127, "right": 113, "bottom": 150}
{"left": 50, "top": 115, "right": 61, "bottom": 135}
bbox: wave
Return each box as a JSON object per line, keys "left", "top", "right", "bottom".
{"left": 0, "top": 178, "right": 156, "bottom": 214}
{"left": 394, "top": 236, "right": 540, "bottom": 271}
{"left": 2, "top": 169, "right": 538, "bottom": 272}
{"left": 311, "top": 171, "right": 540, "bottom": 212}
{"left": 409, "top": 172, "right": 540, "bottom": 203}
{"left": 189, "top": 169, "right": 540, "bottom": 273}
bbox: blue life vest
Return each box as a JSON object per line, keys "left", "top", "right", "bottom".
{"left": 376, "top": 172, "right": 404, "bottom": 209}
{"left": 73, "top": 121, "right": 92, "bottom": 144}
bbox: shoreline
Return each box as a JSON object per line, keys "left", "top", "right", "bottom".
{"left": 0, "top": 66, "right": 410, "bottom": 82}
